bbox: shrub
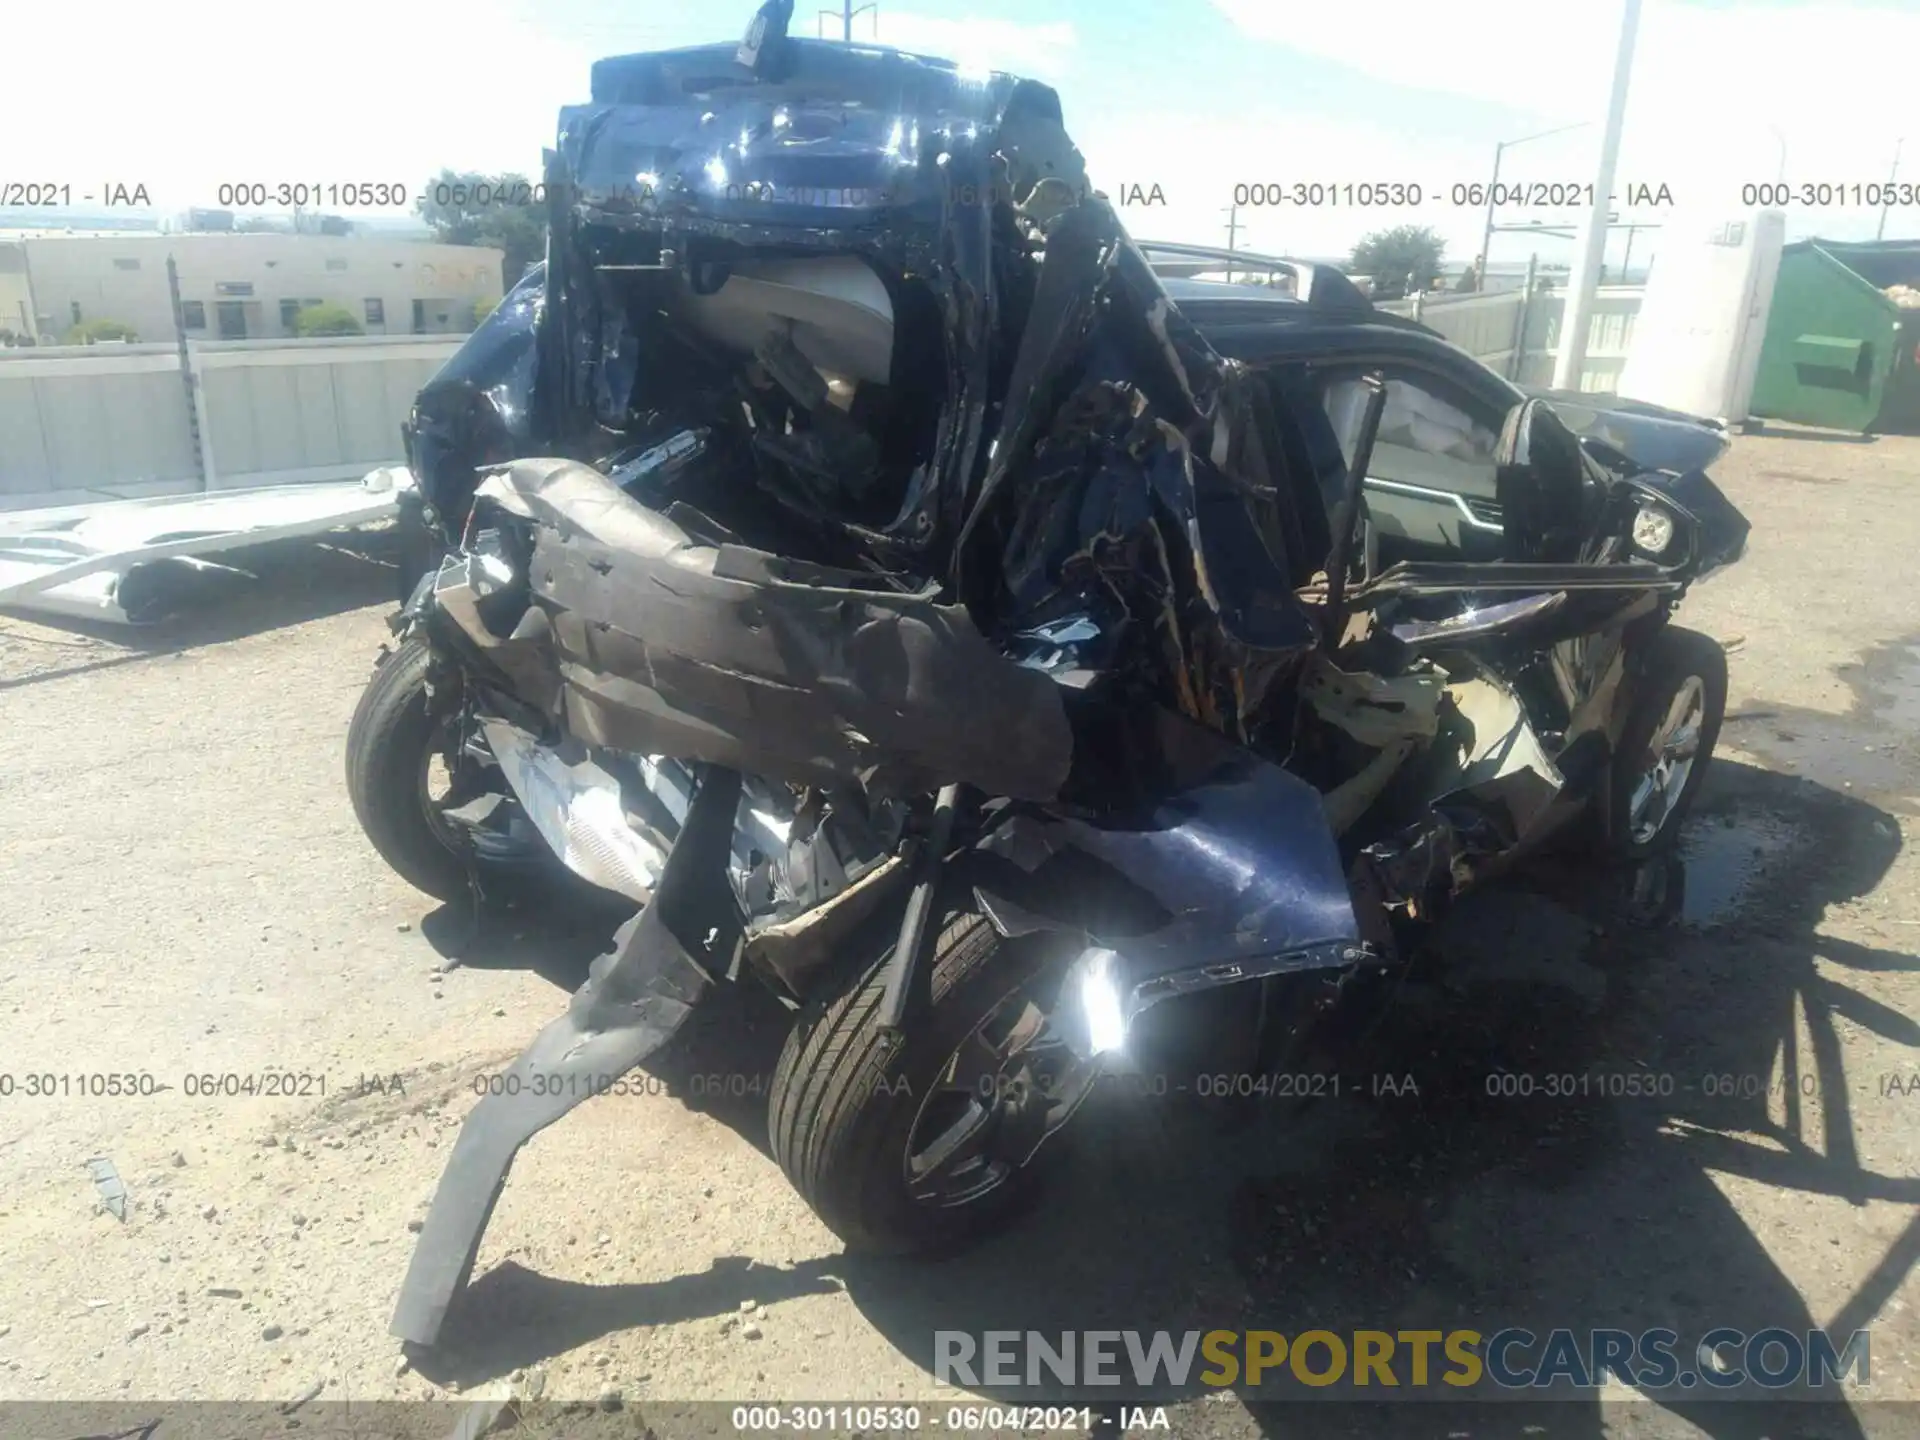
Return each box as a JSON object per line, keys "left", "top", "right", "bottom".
{"left": 63, "top": 318, "right": 138, "bottom": 344}
{"left": 293, "top": 303, "right": 364, "bottom": 337}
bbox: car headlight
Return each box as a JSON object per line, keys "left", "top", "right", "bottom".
{"left": 1078, "top": 948, "right": 1128, "bottom": 1055}
{"left": 1632, "top": 504, "right": 1676, "bottom": 557}
{"left": 1059, "top": 946, "right": 1129, "bottom": 1059}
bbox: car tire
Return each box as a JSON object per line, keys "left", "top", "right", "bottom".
{"left": 768, "top": 897, "right": 1079, "bottom": 1256}
{"left": 345, "top": 635, "right": 479, "bottom": 903}
{"left": 1603, "top": 625, "right": 1727, "bottom": 859}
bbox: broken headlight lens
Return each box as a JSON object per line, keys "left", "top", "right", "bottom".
{"left": 1631, "top": 504, "right": 1676, "bottom": 558}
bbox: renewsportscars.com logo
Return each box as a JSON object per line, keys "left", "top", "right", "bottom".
{"left": 934, "top": 1328, "right": 1871, "bottom": 1392}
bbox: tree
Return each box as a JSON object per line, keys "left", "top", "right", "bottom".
{"left": 1350, "top": 225, "right": 1447, "bottom": 300}
{"left": 417, "top": 170, "right": 548, "bottom": 289}
{"left": 63, "top": 318, "right": 138, "bottom": 344}
{"left": 293, "top": 302, "right": 364, "bottom": 337}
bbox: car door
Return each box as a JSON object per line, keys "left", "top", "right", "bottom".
{"left": 1299, "top": 363, "right": 1509, "bottom": 565}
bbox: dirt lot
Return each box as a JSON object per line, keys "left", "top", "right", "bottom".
{"left": 1, "top": 424, "right": 1917, "bottom": 1439}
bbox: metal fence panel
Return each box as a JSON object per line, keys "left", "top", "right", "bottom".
{"left": 1381, "top": 291, "right": 1528, "bottom": 372}
{"left": 0, "top": 346, "right": 198, "bottom": 500}
{"left": 0, "top": 335, "right": 462, "bottom": 509}
{"left": 1381, "top": 285, "right": 1645, "bottom": 393}
{"left": 193, "top": 338, "right": 458, "bottom": 489}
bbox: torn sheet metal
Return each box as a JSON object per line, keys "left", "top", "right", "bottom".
{"left": 473, "top": 457, "right": 1077, "bottom": 803}
{"left": 391, "top": 765, "right": 743, "bottom": 1348}
{"left": 974, "top": 705, "right": 1363, "bottom": 1014}
{"left": 1351, "top": 664, "right": 1574, "bottom": 919}
{"left": 1435, "top": 670, "right": 1568, "bottom": 839}
{"left": 0, "top": 469, "right": 412, "bottom": 624}
{"left": 1300, "top": 652, "right": 1445, "bottom": 748}
{"left": 952, "top": 200, "right": 1320, "bottom": 740}
{"left": 1299, "top": 653, "right": 1449, "bottom": 835}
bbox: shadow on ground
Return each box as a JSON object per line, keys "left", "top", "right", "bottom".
{"left": 1746, "top": 423, "right": 1880, "bottom": 446}
{"left": 415, "top": 881, "right": 795, "bottom": 1152}
{"left": 0, "top": 530, "right": 400, "bottom": 690}
{"left": 409, "top": 760, "right": 1914, "bottom": 1438}
{"left": 417, "top": 885, "right": 631, "bottom": 994}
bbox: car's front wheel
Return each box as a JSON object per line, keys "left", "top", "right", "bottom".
{"left": 768, "top": 897, "right": 1096, "bottom": 1255}
{"left": 344, "top": 634, "right": 547, "bottom": 902}
{"left": 1604, "top": 625, "right": 1728, "bottom": 858}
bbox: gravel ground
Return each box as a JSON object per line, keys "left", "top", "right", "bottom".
{"left": 0, "top": 426, "right": 1917, "bottom": 1439}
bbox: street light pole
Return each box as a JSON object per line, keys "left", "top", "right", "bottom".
{"left": 1479, "top": 142, "right": 1506, "bottom": 292}
{"left": 1552, "top": 0, "right": 1643, "bottom": 392}
{"left": 1878, "top": 137, "right": 1904, "bottom": 241}
{"left": 1479, "top": 121, "right": 1590, "bottom": 291}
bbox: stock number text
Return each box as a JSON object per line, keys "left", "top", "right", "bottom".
{"left": 217, "top": 182, "right": 410, "bottom": 209}
{"left": 1234, "top": 181, "right": 1422, "bottom": 207}
{"left": 1743, "top": 182, "right": 1920, "bottom": 208}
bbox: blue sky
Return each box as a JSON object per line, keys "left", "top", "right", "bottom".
{"left": 8, "top": 0, "right": 1915, "bottom": 271}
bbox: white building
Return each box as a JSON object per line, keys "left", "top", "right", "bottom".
{"left": 0, "top": 232, "right": 507, "bottom": 343}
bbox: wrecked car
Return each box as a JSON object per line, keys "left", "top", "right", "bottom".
{"left": 342, "top": 1, "right": 1751, "bottom": 1350}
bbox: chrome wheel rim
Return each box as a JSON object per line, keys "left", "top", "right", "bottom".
{"left": 1627, "top": 675, "right": 1706, "bottom": 845}
{"left": 903, "top": 976, "right": 1100, "bottom": 1208}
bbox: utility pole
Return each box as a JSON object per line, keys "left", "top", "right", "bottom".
{"left": 1222, "top": 202, "right": 1240, "bottom": 283}
{"left": 817, "top": 0, "right": 875, "bottom": 39}
{"left": 168, "top": 256, "right": 207, "bottom": 492}
{"left": 1553, "top": 0, "right": 1642, "bottom": 392}
{"left": 1878, "top": 137, "right": 1904, "bottom": 241}
{"left": 1481, "top": 141, "right": 1507, "bottom": 292}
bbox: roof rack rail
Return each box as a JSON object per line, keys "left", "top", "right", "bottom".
{"left": 1133, "top": 240, "right": 1374, "bottom": 313}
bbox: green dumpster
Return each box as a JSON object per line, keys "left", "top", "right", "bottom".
{"left": 1750, "top": 238, "right": 1920, "bottom": 433}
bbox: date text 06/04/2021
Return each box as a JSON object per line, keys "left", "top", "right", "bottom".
{"left": 728, "top": 1405, "right": 1171, "bottom": 1432}
{"left": 0, "top": 1071, "right": 331, "bottom": 1100}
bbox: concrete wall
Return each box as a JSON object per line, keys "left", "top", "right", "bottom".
{"left": 11, "top": 234, "right": 505, "bottom": 344}
{"left": 0, "top": 334, "right": 465, "bottom": 509}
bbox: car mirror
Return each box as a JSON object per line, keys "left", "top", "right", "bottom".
{"left": 1493, "top": 396, "right": 1590, "bottom": 562}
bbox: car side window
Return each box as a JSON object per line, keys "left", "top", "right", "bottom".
{"left": 1319, "top": 372, "right": 1499, "bottom": 497}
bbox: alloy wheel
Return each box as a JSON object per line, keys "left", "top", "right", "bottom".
{"left": 1627, "top": 674, "right": 1706, "bottom": 846}
{"left": 903, "top": 978, "right": 1101, "bottom": 1208}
